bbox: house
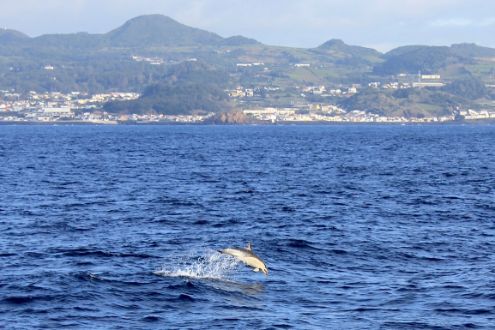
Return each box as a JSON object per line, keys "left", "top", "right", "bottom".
{"left": 421, "top": 74, "right": 441, "bottom": 80}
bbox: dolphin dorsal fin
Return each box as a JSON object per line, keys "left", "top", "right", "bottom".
{"left": 246, "top": 242, "right": 252, "bottom": 251}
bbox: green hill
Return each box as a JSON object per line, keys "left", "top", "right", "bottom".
{"left": 0, "top": 28, "right": 29, "bottom": 44}
{"left": 375, "top": 46, "right": 465, "bottom": 74}
{"left": 105, "top": 14, "right": 223, "bottom": 47}
{"left": 339, "top": 87, "right": 470, "bottom": 118}
{"left": 374, "top": 43, "right": 495, "bottom": 75}
{"left": 104, "top": 61, "right": 232, "bottom": 115}
{"left": 31, "top": 32, "right": 104, "bottom": 50}
{"left": 311, "top": 39, "right": 383, "bottom": 66}
{"left": 450, "top": 43, "right": 495, "bottom": 58}
{"left": 220, "top": 35, "right": 261, "bottom": 46}
{"left": 315, "top": 39, "right": 382, "bottom": 59}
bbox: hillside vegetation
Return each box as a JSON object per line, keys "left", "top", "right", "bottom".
{"left": 104, "top": 62, "right": 233, "bottom": 115}
{"left": 1, "top": 14, "right": 494, "bottom": 118}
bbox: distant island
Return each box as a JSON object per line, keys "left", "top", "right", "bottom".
{"left": 1, "top": 14, "right": 494, "bottom": 124}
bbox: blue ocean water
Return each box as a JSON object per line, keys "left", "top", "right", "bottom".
{"left": 1, "top": 124, "right": 495, "bottom": 329}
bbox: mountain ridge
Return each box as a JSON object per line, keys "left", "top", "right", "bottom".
{"left": 2, "top": 15, "right": 495, "bottom": 54}
{"left": 0, "top": 28, "right": 30, "bottom": 44}
{"left": 0, "top": 15, "right": 259, "bottom": 49}
{"left": 0, "top": 14, "right": 494, "bottom": 110}
{"left": 105, "top": 14, "right": 224, "bottom": 47}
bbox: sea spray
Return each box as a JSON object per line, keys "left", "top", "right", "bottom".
{"left": 154, "top": 249, "right": 240, "bottom": 280}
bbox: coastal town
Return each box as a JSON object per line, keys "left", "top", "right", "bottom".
{"left": 1, "top": 13, "right": 495, "bottom": 125}
{"left": 1, "top": 74, "right": 494, "bottom": 124}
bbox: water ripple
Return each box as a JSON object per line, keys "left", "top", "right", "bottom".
{"left": 1, "top": 125, "right": 495, "bottom": 329}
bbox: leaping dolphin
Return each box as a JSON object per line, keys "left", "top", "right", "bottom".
{"left": 219, "top": 243, "right": 268, "bottom": 276}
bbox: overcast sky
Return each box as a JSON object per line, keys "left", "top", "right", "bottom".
{"left": 1, "top": 0, "right": 494, "bottom": 51}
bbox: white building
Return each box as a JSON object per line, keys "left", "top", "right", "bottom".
{"left": 412, "top": 82, "right": 445, "bottom": 88}
{"left": 42, "top": 106, "right": 73, "bottom": 118}
{"left": 421, "top": 74, "right": 441, "bottom": 80}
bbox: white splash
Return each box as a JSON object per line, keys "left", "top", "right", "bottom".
{"left": 154, "top": 249, "right": 240, "bottom": 280}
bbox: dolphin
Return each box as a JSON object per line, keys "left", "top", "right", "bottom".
{"left": 219, "top": 243, "right": 268, "bottom": 276}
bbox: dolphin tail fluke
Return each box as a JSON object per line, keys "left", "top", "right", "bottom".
{"left": 246, "top": 242, "right": 252, "bottom": 251}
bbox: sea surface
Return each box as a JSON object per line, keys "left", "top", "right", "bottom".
{"left": 1, "top": 124, "right": 495, "bottom": 329}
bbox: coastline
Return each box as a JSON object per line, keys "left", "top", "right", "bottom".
{"left": 1, "top": 119, "right": 495, "bottom": 126}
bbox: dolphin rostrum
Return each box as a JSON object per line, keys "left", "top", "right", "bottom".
{"left": 219, "top": 243, "right": 268, "bottom": 276}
